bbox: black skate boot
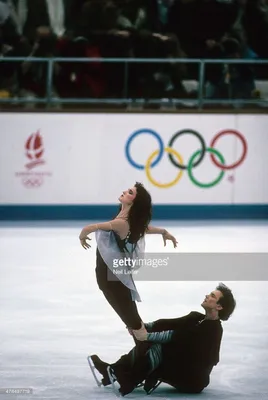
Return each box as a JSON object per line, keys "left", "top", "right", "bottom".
{"left": 109, "top": 363, "right": 136, "bottom": 396}
{"left": 90, "top": 354, "right": 110, "bottom": 386}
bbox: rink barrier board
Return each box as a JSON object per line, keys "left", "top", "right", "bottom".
{"left": 1, "top": 113, "right": 268, "bottom": 206}
{"left": 0, "top": 205, "right": 267, "bottom": 220}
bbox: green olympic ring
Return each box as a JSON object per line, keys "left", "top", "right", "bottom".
{"left": 188, "top": 148, "right": 225, "bottom": 188}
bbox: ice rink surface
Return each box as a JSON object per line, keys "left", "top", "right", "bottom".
{"left": 1, "top": 220, "right": 268, "bottom": 400}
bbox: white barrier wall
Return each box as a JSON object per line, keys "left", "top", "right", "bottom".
{"left": 0, "top": 113, "right": 267, "bottom": 205}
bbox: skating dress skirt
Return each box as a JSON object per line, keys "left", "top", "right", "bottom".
{"left": 95, "top": 230, "right": 145, "bottom": 302}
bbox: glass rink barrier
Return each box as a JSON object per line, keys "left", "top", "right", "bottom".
{"left": 0, "top": 57, "right": 267, "bottom": 109}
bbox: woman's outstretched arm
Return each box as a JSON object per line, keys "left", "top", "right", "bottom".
{"left": 79, "top": 219, "right": 128, "bottom": 249}
{"left": 146, "top": 226, "right": 178, "bottom": 248}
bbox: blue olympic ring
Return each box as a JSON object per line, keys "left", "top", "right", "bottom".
{"left": 125, "top": 129, "right": 164, "bottom": 170}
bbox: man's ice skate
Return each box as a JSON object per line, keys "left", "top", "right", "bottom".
{"left": 87, "top": 355, "right": 110, "bottom": 387}
{"left": 107, "top": 365, "right": 136, "bottom": 397}
{"left": 107, "top": 366, "right": 122, "bottom": 397}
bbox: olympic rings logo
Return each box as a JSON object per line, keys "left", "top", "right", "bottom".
{"left": 22, "top": 177, "right": 43, "bottom": 188}
{"left": 125, "top": 129, "right": 248, "bottom": 188}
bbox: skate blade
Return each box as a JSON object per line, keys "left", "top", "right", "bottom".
{"left": 87, "top": 356, "right": 103, "bottom": 387}
{"left": 107, "top": 366, "right": 122, "bottom": 398}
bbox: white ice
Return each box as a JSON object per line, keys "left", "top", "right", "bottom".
{"left": 0, "top": 221, "right": 268, "bottom": 400}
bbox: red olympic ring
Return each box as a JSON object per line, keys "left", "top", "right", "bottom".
{"left": 210, "top": 129, "right": 248, "bottom": 170}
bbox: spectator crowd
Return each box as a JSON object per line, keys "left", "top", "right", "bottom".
{"left": 0, "top": 0, "right": 268, "bottom": 105}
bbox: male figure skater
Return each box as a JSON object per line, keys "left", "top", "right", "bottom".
{"left": 89, "top": 283, "right": 236, "bottom": 396}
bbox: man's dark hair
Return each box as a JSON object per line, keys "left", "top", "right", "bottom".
{"left": 216, "top": 283, "right": 236, "bottom": 321}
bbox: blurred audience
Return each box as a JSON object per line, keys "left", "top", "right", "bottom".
{"left": 0, "top": 0, "right": 267, "bottom": 105}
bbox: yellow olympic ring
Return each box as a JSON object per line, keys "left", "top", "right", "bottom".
{"left": 145, "top": 147, "right": 184, "bottom": 189}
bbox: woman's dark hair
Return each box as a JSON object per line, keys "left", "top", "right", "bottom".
{"left": 216, "top": 283, "right": 236, "bottom": 321}
{"left": 116, "top": 182, "right": 152, "bottom": 244}
{"left": 128, "top": 182, "right": 152, "bottom": 243}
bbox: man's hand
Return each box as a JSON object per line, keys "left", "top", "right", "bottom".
{"left": 132, "top": 322, "right": 148, "bottom": 341}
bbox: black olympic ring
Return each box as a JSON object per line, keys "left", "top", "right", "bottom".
{"left": 168, "top": 129, "right": 206, "bottom": 170}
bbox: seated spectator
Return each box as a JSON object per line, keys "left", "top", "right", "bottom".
{"left": 4, "top": 0, "right": 76, "bottom": 99}
{"left": 0, "top": 0, "right": 33, "bottom": 100}
{"left": 6, "top": 0, "right": 74, "bottom": 44}
{"left": 205, "top": 36, "right": 256, "bottom": 100}
{"left": 54, "top": 36, "right": 106, "bottom": 99}
{"left": 74, "top": 0, "right": 187, "bottom": 99}
{"left": 0, "top": 1, "right": 12, "bottom": 97}
{"left": 167, "top": 0, "right": 240, "bottom": 82}
{"left": 74, "top": 0, "right": 132, "bottom": 97}
{"left": 241, "top": 0, "right": 268, "bottom": 59}
{"left": 116, "top": 0, "right": 187, "bottom": 98}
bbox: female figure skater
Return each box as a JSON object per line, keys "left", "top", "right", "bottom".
{"left": 79, "top": 182, "right": 177, "bottom": 338}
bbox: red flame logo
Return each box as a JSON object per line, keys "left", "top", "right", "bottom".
{"left": 25, "top": 131, "right": 45, "bottom": 169}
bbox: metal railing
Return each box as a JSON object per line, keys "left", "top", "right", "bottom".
{"left": 0, "top": 57, "right": 267, "bottom": 108}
